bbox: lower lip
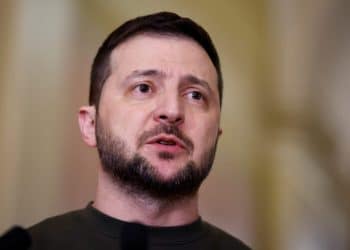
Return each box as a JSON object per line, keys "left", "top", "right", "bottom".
{"left": 146, "top": 143, "right": 186, "bottom": 154}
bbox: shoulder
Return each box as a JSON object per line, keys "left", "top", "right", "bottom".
{"left": 29, "top": 209, "right": 85, "bottom": 234}
{"left": 202, "top": 221, "right": 251, "bottom": 250}
{"left": 28, "top": 209, "right": 88, "bottom": 250}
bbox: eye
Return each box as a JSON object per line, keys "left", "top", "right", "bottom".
{"left": 129, "top": 82, "right": 155, "bottom": 99}
{"left": 187, "top": 90, "right": 204, "bottom": 101}
{"left": 135, "top": 83, "right": 151, "bottom": 93}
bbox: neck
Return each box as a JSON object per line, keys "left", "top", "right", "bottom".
{"left": 93, "top": 169, "right": 199, "bottom": 227}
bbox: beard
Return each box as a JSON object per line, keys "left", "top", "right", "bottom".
{"left": 95, "top": 118, "right": 218, "bottom": 201}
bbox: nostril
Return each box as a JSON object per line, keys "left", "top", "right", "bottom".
{"left": 155, "top": 113, "right": 184, "bottom": 125}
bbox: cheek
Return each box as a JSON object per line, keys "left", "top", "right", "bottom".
{"left": 101, "top": 103, "right": 153, "bottom": 149}
{"left": 188, "top": 115, "right": 220, "bottom": 153}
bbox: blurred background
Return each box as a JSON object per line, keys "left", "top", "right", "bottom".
{"left": 0, "top": 1, "right": 349, "bottom": 249}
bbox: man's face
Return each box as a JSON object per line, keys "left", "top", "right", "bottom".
{"left": 95, "top": 34, "right": 221, "bottom": 198}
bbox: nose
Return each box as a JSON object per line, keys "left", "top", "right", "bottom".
{"left": 153, "top": 93, "right": 184, "bottom": 126}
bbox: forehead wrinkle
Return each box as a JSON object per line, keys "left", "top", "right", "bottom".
{"left": 126, "top": 69, "right": 166, "bottom": 80}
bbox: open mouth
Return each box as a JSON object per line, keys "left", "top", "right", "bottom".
{"left": 146, "top": 134, "right": 188, "bottom": 152}
{"left": 157, "top": 139, "right": 177, "bottom": 146}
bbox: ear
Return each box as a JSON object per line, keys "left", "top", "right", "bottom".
{"left": 218, "top": 127, "right": 223, "bottom": 137}
{"left": 78, "top": 106, "right": 97, "bottom": 147}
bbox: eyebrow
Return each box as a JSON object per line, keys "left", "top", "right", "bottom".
{"left": 180, "top": 74, "right": 211, "bottom": 91}
{"left": 123, "top": 69, "right": 212, "bottom": 92}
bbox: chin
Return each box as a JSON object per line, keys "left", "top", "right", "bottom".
{"left": 148, "top": 160, "right": 188, "bottom": 178}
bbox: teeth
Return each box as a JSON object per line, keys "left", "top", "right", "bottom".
{"left": 158, "top": 140, "right": 176, "bottom": 145}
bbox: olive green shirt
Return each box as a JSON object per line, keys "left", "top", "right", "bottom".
{"left": 28, "top": 203, "right": 250, "bottom": 250}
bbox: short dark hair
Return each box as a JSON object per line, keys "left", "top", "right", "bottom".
{"left": 89, "top": 11, "right": 223, "bottom": 108}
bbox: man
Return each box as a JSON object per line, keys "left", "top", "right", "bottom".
{"left": 29, "top": 12, "right": 250, "bottom": 250}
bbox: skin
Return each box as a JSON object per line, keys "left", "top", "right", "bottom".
{"left": 78, "top": 34, "right": 222, "bottom": 226}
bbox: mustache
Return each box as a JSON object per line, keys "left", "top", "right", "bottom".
{"left": 137, "top": 124, "right": 194, "bottom": 153}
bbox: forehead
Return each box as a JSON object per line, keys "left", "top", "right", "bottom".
{"left": 109, "top": 34, "right": 218, "bottom": 86}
